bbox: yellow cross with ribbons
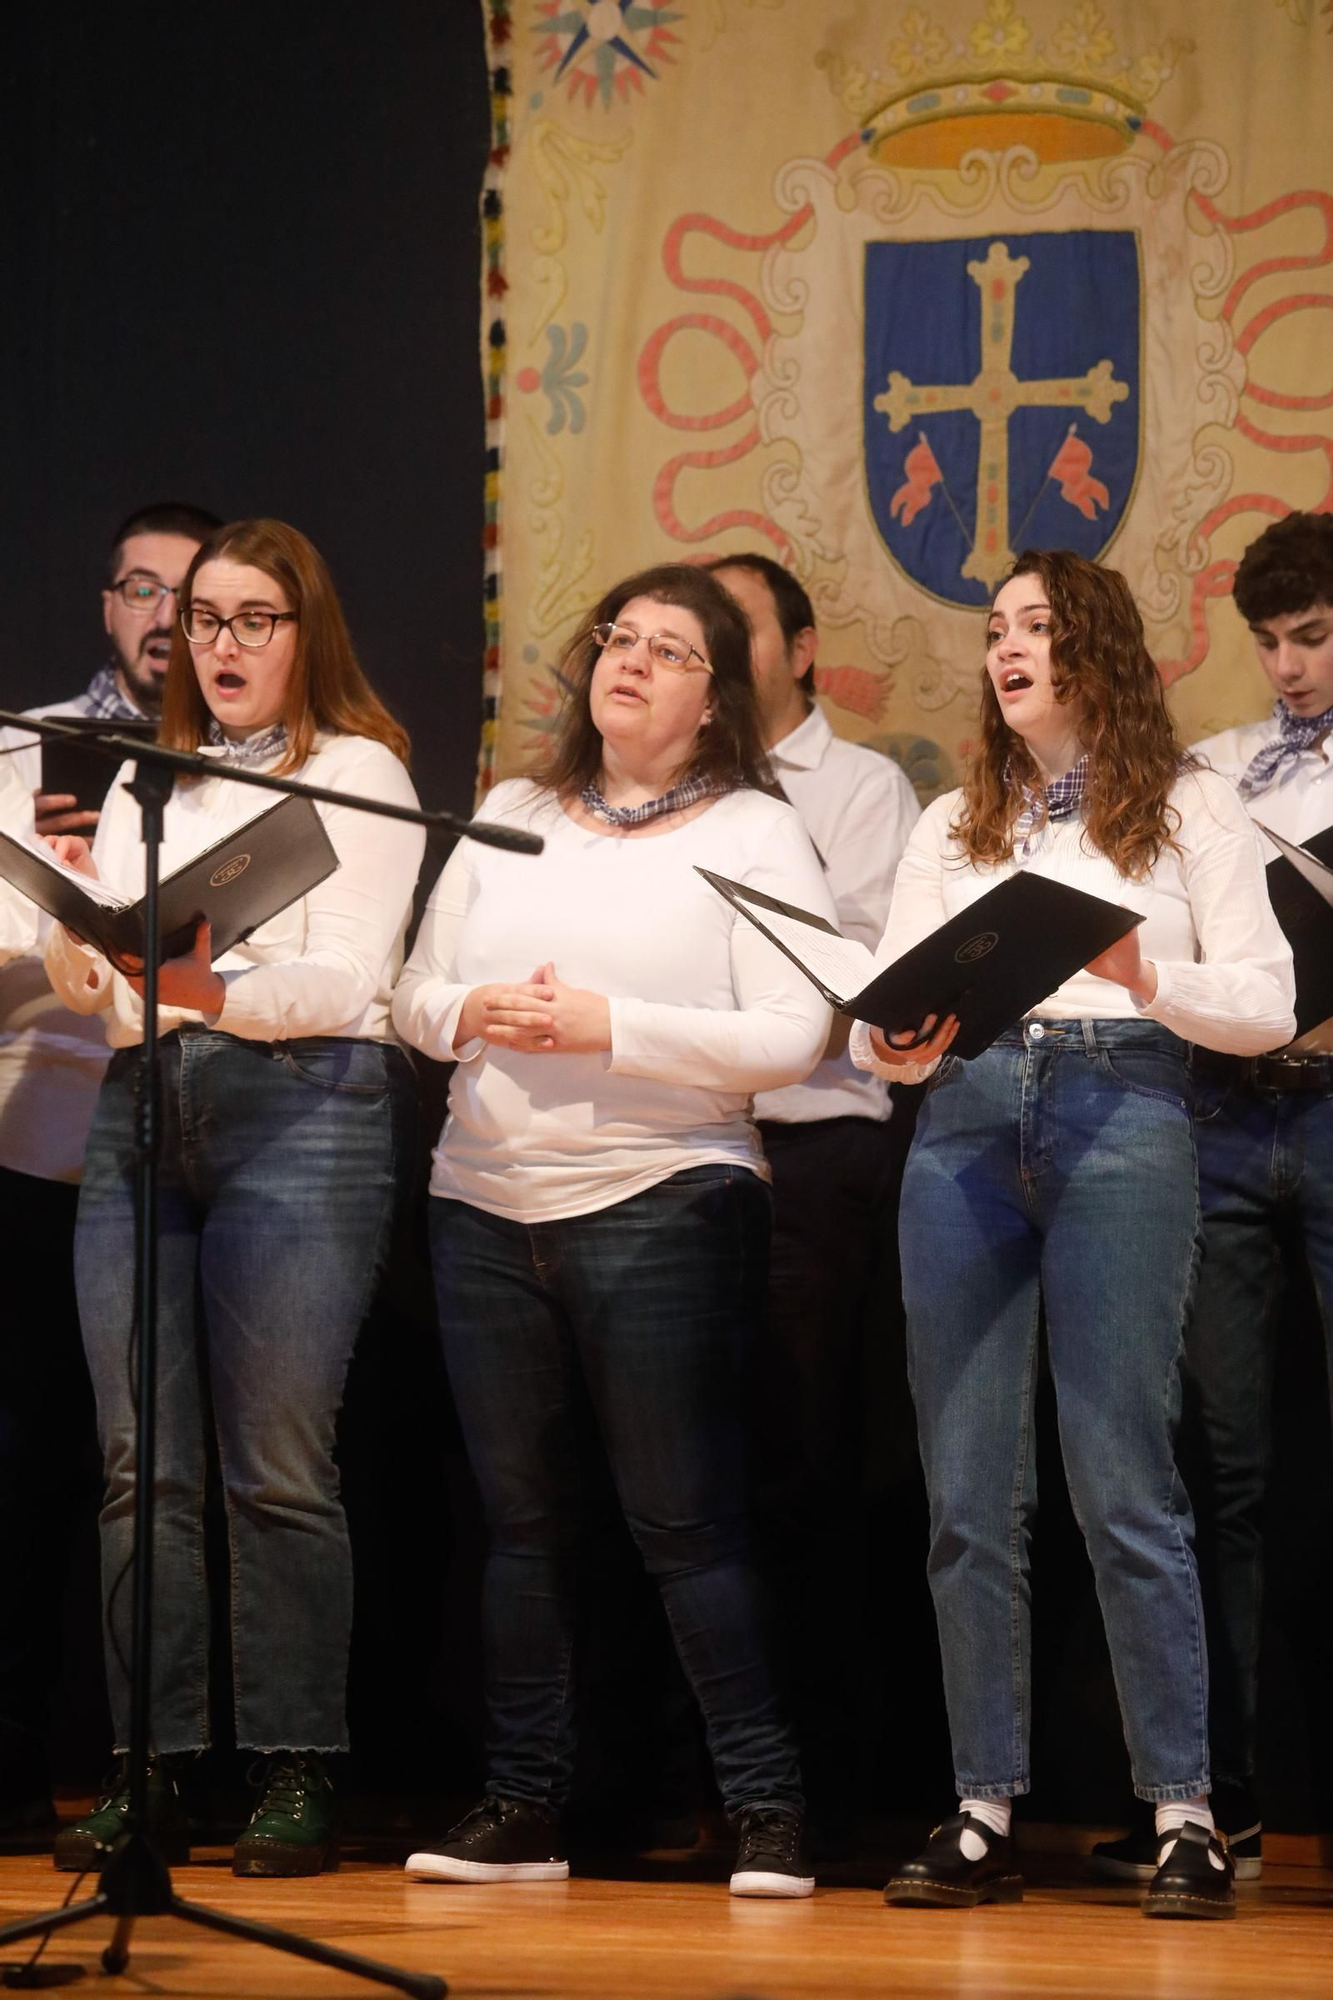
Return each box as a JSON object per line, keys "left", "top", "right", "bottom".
{"left": 873, "top": 241, "right": 1130, "bottom": 592}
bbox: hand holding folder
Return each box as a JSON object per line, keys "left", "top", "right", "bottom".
{"left": 0, "top": 791, "right": 338, "bottom": 968}
{"left": 697, "top": 866, "right": 1143, "bottom": 1060}
{"left": 1255, "top": 820, "right": 1333, "bottom": 1038}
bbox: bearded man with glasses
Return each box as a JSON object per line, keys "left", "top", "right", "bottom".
{"left": 0, "top": 501, "right": 219, "bottom": 1847}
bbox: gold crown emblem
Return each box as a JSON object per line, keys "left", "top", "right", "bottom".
{"left": 818, "top": 1, "right": 1191, "bottom": 167}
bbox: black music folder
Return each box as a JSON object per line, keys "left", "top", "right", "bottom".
{"left": 39, "top": 716, "right": 157, "bottom": 814}
{"left": 696, "top": 866, "right": 1142, "bottom": 1060}
{"left": 1256, "top": 821, "right": 1333, "bottom": 1038}
{"left": 0, "top": 793, "right": 338, "bottom": 966}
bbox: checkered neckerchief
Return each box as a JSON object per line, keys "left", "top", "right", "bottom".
{"left": 80, "top": 664, "right": 146, "bottom": 722}
{"left": 204, "top": 719, "right": 290, "bottom": 768}
{"left": 1011, "top": 754, "right": 1089, "bottom": 859}
{"left": 1237, "top": 699, "right": 1333, "bottom": 801}
{"left": 580, "top": 772, "right": 724, "bottom": 827}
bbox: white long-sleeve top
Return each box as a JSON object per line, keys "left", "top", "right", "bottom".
{"left": 45, "top": 732, "right": 424, "bottom": 1047}
{"left": 850, "top": 766, "right": 1296, "bottom": 1083}
{"left": 392, "top": 778, "right": 836, "bottom": 1222}
{"left": 756, "top": 703, "right": 920, "bottom": 1124}
{"left": 0, "top": 693, "right": 130, "bottom": 1181}
{"left": 1194, "top": 712, "right": 1333, "bottom": 1053}
{"left": 0, "top": 754, "right": 37, "bottom": 965}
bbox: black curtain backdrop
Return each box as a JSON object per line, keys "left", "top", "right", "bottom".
{"left": 3, "top": 0, "right": 487, "bottom": 820}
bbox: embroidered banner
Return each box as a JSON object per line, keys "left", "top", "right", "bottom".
{"left": 480, "top": 0, "right": 1333, "bottom": 798}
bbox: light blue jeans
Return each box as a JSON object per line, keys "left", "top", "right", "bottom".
{"left": 899, "top": 1018, "right": 1209, "bottom": 1803}
{"left": 76, "top": 1026, "right": 415, "bottom": 1755}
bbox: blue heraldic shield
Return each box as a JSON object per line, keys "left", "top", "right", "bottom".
{"left": 864, "top": 229, "right": 1141, "bottom": 606}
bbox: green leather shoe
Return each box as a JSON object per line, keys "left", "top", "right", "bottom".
{"left": 53, "top": 1756, "right": 190, "bottom": 1871}
{"left": 233, "top": 1752, "right": 337, "bottom": 1877}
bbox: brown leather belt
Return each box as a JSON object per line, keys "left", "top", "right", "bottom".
{"left": 1191, "top": 1048, "right": 1333, "bottom": 1093}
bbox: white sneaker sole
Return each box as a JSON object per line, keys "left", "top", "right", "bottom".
{"left": 405, "top": 1852, "right": 570, "bottom": 1883}
{"left": 729, "top": 1869, "right": 815, "bottom": 1898}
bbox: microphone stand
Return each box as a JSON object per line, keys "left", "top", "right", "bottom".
{"left": 0, "top": 712, "right": 539, "bottom": 1997}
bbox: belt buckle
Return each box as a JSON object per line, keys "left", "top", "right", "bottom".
{"left": 1258, "top": 1054, "right": 1329, "bottom": 1091}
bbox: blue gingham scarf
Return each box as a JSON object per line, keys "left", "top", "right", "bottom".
{"left": 1011, "top": 753, "right": 1089, "bottom": 859}
{"left": 580, "top": 772, "right": 723, "bottom": 827}
{"left": 80, "top": 663, "right": 146, "bottom": 722}
{"left": 1237, "top": 699, "right": 1333, "bottom": 801}
{"left": 205, "top": 719, "right": 289, "bottom": 768}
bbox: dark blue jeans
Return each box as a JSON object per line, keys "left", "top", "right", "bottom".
{"left": 899, "top": 1019, "right": 1209, "bottom": 1803}
{"left": 1187, "top": 1071, "right": 1333, "bottom": 1785}
{"left": 429, "top": 1165, "right": 804, "bottom": 1815}
{"left": 76, "top": 1027, "right": 415, "bottom": 1755}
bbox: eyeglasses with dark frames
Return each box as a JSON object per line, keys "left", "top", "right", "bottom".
{"left": 592, "top": 621, "right": 712, "bottom": 674}
{"left": 110, "top": 573, "right": 183, "bottom": 613}
{"left": 180, "top": 608, "right": 299, "bottom": 649}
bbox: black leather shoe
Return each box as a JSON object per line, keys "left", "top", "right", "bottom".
{"left": 1143, "top": 1820, "right": 1235, "bottom": 1920}
{"left": 884, "top": 1812, "right": 1023, "bottom": 1908}
{"left": 53, "top": 1756, "right": 190, "bottom": 1871}
{"left": 1091, "top": 1784, "right": 1262, "bottom": 1882}
{"left": 233, "top": 1752, "right": 337, "bottom": 1877}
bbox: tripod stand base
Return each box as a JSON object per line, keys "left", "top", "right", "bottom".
{"left": 0, "top": 1834, "right": 445, "bottom": 2000}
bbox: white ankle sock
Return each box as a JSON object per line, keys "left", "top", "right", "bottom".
{"left": 1155, "top": 1796, "right": 1225, "bottom": 1869}
{"left": 958, "top": 1797, "right": 1011, "bottom": 1860}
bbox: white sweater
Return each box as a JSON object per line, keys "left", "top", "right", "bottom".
{"left": 45, "top": 733, "right": 424, "bottom": 1047}
{"left": 851, "top": 766, "right": 1296, "bottom": 1083}
{"left": 0, "top": 755, "right": 37, "bottom": 965}
{"left": 1195, "top": 712, "right": 1333, "bottom": 1053}
{"left": 392, "top": 779, "right": 836, "bottom": 1221}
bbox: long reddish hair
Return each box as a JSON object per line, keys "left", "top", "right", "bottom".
{"left": 956, "top": 548, "right": 1193, "bottom": 881}
{"left": 161, "top": 519, "right": 410, "bottom": 773}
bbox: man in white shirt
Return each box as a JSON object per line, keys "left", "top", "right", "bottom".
{"left": 708, "top": 553, "right": 921, "bottom": 1838}
{"left": 0, "top": 501, "right": 218, "bottom": 1839}
{"left": 1093, "top": 508, "right": 1333, "bottom": 1886}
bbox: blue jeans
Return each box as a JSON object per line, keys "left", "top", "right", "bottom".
{"left": 76, "top": 1027, "right": 415, "bottom": 1755}
{"left": 1186, "top": 1070, "right": 1333, "bottom": 1785}
{"left": 430, "top": 1166, "right": 804, "bottom": 1815}
{"left": 898, "top": 1019, "right": 1208, "bottom": 1803}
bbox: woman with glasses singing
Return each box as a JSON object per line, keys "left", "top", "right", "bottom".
{"left": 393, "top": 563, "right": 831, "bottom": 1897}
{"left": 44, "top": 519, "right": 422, "bottom": 1878}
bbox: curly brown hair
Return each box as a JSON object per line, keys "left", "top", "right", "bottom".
{"left": 530, "top": 563, "right": 774, "bottom": 799}
{"left": 957, "top": 548, "right": 1193, "bottom": 882}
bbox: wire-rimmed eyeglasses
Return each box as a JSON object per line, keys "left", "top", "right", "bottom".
{"left": 592, "top": 621, "right": 712, "bottom": 674}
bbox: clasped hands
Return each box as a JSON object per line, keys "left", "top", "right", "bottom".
{"left": 455, "top": 963, "right": 611, "bottom": 1056}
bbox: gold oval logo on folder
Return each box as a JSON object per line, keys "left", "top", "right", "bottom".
{"left": 210, "top": 854, "right": 251, "bottom": 889}
{"left": 955, "top": 931, "right": 998, "bottom": 964}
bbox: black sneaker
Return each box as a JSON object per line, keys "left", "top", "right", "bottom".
{"left": 53, "top": 1756, "right": 190, "bottom": 1872}
{"left": 728, "top": 1804, "right": 815, "bottom": 1898}
{"left": 233, "top": 1752, "right": 337, "bottom": 1877}
{"left": 405, "top": 1796, "right": 569, "bottom": 1883}
{"left": 884, "top": 1812, "right": 1023, "bottom": 1908}
{"left": 1143, "top": 1820, "right": 1236, "bottom": 1920}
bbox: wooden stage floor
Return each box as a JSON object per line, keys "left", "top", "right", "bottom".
{"left": 2, "top": 1842, "right": 1331, "bottom": 1999}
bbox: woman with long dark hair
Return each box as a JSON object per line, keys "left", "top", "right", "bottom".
{"left": 855, "top": 550, "right": 1294, "bottom": 1919}
{"left": 393, "top": 562, "right": 830, "bottom": 1897}
{"left": 45, "top": 519, "right": 422, "bottom": 1876}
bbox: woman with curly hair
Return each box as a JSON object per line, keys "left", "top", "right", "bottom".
{"left": 853, "top": 550, "right": 1294, "bottom": 1919}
